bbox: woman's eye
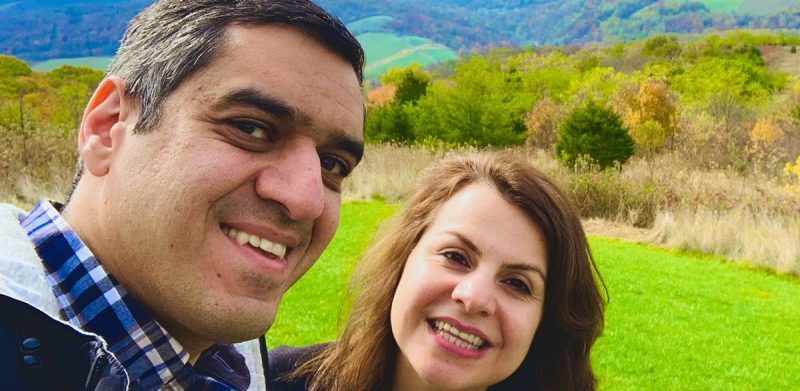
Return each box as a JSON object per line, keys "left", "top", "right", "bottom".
{"left": 442, "top": 251, "right": 468, "bottom": 267}
{"left": 504, "top": 278, "right": 532, "bottom": 295}
{"left": 232, "top": 120, "right": 271, "bottom": 140}
{"left": 320, "top": 155, "right": 351, "bottom": 178}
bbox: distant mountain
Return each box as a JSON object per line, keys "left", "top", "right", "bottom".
{"left": 0, "top": 0, "right": 150, "bottom": 61}
{"left": 3, "top": 0, "right": 800, "bottom": 68}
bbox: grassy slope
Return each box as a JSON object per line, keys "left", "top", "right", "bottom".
{"left": 25, "top": 31, "right": 458, "bottom": 81}
{"left": 592, "top": 237, "right": 800, "bottom": 389}
{"left": 688, "top": 0, "right": 743, "bottom": 12}
{"left": 31, "top": 56, "right": 112, "bottom": 72}
{"left": 266, "top": 201, "right": 800, "bottom": 388}
{"left": 738, "top": 0, "right": 800, "bottom": 15}
{"left": 358, "top": 32, "right": 458, "bottom": 80}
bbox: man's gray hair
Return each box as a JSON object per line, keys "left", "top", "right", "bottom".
{"left": 110, "top": 0, "right": 364, "bottom": 133}
{"left": 65, "top": 0, "right": 364, "bottom": 203}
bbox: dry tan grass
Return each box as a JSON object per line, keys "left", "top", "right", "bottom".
{"left": 650, "top": 208, "right": 800, "bottom": 275}
{"left": 5, "top": 138, "right": 798, "bottom": 275}
{"left": 343, "top": 144, "right": 800, "bottom": 274}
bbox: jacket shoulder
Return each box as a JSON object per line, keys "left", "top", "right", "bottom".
{"left": 0, "top": 294, "right": 128, "bottom": 390}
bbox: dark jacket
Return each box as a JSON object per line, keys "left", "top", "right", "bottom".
{"left": 0, "top": 294, "right": 128, "bottom": 391}
{"left": 267, "top": 344, "right": 329, "bottom": 391}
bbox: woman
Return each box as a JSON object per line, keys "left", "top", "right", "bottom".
{"left": 269, "top": 153, "right": 605, "bottom": 390}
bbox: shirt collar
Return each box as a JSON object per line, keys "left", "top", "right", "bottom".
{"left": 22, "top": 200, "right": 250, "bottom": 390}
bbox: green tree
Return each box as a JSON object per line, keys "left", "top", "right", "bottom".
{"left": 365, "top": 103, "right": 413, "bottom": 143}
{"left": 0, "top": 55, "right": 32, "bottom": 78}
{"left": 411, "top": 56, "right": 533, "bottom": 146}
{"left": 365, "top": 64, "right": 431, "bottom": 143}
{"left": 379, "top": 64, "right": 431, "bottom": 105}
{"left": 556, "top": 101, "right": 634, "bottom": 169}
{"left": 642, "top": 35, "right": 682, "bottom": 59}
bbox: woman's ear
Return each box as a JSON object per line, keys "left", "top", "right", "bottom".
{"left": 78, "top": 76, "right": 135, "bottom": 177}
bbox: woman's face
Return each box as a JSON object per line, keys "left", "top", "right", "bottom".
{"left": 390, "top": 183, "right": 548, "bottom": 391}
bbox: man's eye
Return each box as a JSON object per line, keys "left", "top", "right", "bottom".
{"left": 442, "top": 251, "right": 468, "bottom": 267}
{"left": 232, "top": 120, "right": 271, "bottom": 140}
{"left": 320, "top": 155, "right": 351, "bottom": 177}
{"left": 504, "top": 278, "right": 532, "bottom": 295}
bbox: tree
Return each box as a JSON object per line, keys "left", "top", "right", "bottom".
{"left": 524, "top": 97, "right": 560, "bottom": 150}
{"left": 379, "top": 64, "right": 431, "bottom": 105}
{"left": 556, "top": 101, "right": 634, "bottom": 169}
{"left": 619, "top": 79, "right": 678, "bottom": 153}
{"left": 410, "top": 56, "right": 532, "bottom": 146}
{"left": 0, "top": 55, "right": 32, "bottom": 78}
{"left": 365, "top": 64, "right": 432, "bottom": 143}
{"left": 365, "top": 103, "right": 413, "bottom": 143}
{"left": 642, "top": 35, "right": 682, "bottom": 59}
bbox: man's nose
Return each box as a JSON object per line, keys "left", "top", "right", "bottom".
{"left": 254, "top": 140, "right": 325, "bottom": 222}
{"left": 451, "top": 272, "right": 497, "bottom": 316}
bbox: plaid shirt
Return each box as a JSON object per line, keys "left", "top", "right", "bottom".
{"left": 21, "top": 200, "right": 251, "bottom": 391}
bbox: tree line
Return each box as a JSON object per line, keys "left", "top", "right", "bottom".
{"left": 365, "top": 31, "right": 800, "bottom": 180}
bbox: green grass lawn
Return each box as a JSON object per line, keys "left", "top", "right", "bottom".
{"left": 266, "top": 201, "right": 800, "bottom": 389}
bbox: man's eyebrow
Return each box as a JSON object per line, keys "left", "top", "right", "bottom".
{"left": 212, "top": 88, "right": 312, "bottom": 126}
{"left": 328, "top": 129, "right": 364, "bottom": 165}
{"left": 213, "top": 88, "right": 364, "bottom": 163}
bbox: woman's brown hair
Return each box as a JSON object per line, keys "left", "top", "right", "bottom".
{"left": 288, "top": 152, "right": 605, "bottom": 390}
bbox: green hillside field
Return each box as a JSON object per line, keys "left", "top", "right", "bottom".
{"left": 32, "top": 56, "right": 112, "bottom": 72}
{"left": 24, "top": 30, "right": 457, "bottom": 81}
{"left": 358, "top": 32, "right": 458, "bottom": 80}
{"left": 677, "top": 0, "right": 800, "bottom": 15}
{"left": 347, "top": 15, "right": 394, "bottom": 35}
{"left": 266, "top": 200, "right": 800, "bottom": 389}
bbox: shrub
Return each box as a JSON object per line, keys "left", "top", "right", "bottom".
{"left": 555, "top": 101, "right": 634, "bottom": 169}
{"left": 786, "top": 156, "right": 800, "bottom": 194}
{"left": 364, "top": 103, "right": 413, "bottom": 143}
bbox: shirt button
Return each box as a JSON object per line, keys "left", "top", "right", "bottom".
{"left": 22, "top": 355, "right": 40, "bottom": 366}
{"left": 22, "top": 337, "right": 41, "bottom": 352}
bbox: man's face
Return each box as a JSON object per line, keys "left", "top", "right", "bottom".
{"left": 95, "top": 25, "right": 364, "bottom": 347}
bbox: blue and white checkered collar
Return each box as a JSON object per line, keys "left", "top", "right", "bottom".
{"left": 21, "top": 200, "right": 248, "bottom": 390}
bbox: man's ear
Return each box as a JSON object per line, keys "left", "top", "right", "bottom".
{"left": 78, "top": 76, "right": 135, "bottom": 177}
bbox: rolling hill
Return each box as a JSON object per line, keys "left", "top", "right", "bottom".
{"left": 4, "top": 0, "right": 800, "bottom": 80}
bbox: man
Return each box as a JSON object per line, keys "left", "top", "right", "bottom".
{"left": 0, "top": 1, "right": 365, "bottom": 389}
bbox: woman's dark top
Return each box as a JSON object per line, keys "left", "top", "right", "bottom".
{"left": 268, "top": 343, "right": 328, "bottom": 391}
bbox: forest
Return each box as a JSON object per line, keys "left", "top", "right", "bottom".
{"left": 4, "top": 0, "right": 800, "bottom": 62}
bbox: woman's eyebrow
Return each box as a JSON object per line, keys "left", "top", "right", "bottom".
{"left": 444, "top": 231, "right": 482, "bottom": 256}
{"left": 504, "top": 262, "right": 547, "bottom": 282}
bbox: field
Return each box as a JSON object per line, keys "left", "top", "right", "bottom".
{"left": 31, "top": 56, "right": 112, "bottom": 72}
{"left": 736, "top": 0, "right": 800, "bottom": 15}
{"left": 22, "top": 31, "right": 457, "bottom": 82}
{"left": 359, "top": 32, "right": 457, "bottom": 80}
{"left": 674, "top": 0, "right": 800, "bottom": 14}
{"left": 266, "top": 201, "right": 800, "bottom": 389}
{"left": 678, "top": 0, "right": 743, "bottom": 13}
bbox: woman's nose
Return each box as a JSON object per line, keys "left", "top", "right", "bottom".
{"left": 451, "top": 273, "right": 497, "bottom": 316}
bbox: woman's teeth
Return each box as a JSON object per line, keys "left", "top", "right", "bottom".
{"left": 433, "top": 320, "right": 486, "bottom": 350}
{"left": 222, "top": 226, "right": 287, "bottom": 258}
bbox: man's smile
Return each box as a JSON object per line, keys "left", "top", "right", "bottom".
{"left": 222, "top": 225, "right": 288, "bottom": 259}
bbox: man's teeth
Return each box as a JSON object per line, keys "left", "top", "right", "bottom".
{"left": 433, "top": 320, "right": 486, "bottom": 350}
{"left": 222, "top": 226, "right": 287, "bottom": 258}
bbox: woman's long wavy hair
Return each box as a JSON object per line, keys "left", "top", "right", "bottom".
{"left": 289, "top": 153, "right": 606, "bottom": 390}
